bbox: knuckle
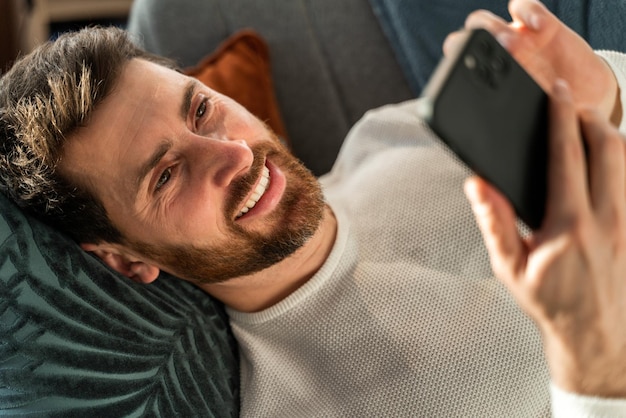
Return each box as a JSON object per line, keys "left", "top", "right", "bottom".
{"left": 580, "top": 108, "right": 622, "bottom": 151}
{"left": 579, "top": 107, "right": 602, "bottom": 123}
{"left": 553, "top": 213, "right": 589, "bottom": 241}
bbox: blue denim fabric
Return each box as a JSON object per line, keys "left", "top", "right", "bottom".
{"left": 369, "top": 0, "right": 626, "bottom": 95}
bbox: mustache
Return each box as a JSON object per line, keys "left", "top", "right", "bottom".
{"left": 224, "top": 142, "right": 275, "bottom": 219}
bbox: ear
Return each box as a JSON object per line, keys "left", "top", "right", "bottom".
{"left": 80, "top": 242, "right": 161, "bottom": 284}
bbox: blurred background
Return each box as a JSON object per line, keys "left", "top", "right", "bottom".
{"left": 0, "top": 0, "right": 132, "bottom": 73}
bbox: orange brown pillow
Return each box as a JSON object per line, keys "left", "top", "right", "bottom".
{"left": 184, "top": 30, "right": 289, "bottom": 146}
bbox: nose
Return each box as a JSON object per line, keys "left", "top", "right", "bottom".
{"left": 189, "top": 135, "right": 254, "bottom": 188}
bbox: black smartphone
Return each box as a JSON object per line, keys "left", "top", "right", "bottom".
{"left": 418, "top": 28, "right": 548, "bottom": 229}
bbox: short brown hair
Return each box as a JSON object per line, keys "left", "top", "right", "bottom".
{"left": 0, "top": 26, "right": 176, "bottom": 243}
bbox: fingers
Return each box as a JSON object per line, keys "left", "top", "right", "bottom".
{"left": 579, "top": 109, "right": 626, "bottom": 220}
{"left": 464, "top": 0, "right": 552, "bottom": 37}
{"left": 508, "top": 0, "right": 548, "bottom": 32}
{"left": 442, "top": 31, "right": 465, "bottom": 57}
{"left": 507, "top": 0, "right": 562, "bottom": 52}
{"left": 464, "top": 9, "right": 516, "bottom": 49}
{"left": 443, "top": 6, "right": 517, "bottom": 57}
{"left": 460, "top": 1, "right": 561, "bottom": 93}
{"left": 464, "top": 176, "right": 527, "bottom": 282}
{"left": 545, "top": 80, "right": 590, "bottom": 222}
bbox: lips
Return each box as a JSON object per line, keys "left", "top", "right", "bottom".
{"left": 236, "top": 165, "right": 270, "bottom": 219}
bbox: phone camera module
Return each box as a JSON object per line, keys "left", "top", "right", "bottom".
{"left": 466, "top": 54, "right": 498, "bottom": 89}
{"left": 464, "top": 54, "right": 477, "bottom": 70}
{"left": 490, "top": 55, "right": 509, "bottom": 74}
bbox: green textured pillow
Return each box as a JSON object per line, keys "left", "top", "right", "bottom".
{"left": 0, "top": 193, "right": 239, "bottom": 416}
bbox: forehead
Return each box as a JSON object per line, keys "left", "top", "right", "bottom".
{"left": 60, "top": 59, "right": 190, "bottom": 207}
{"left": 105, "top": 58, "right": 189, "bottom": 111}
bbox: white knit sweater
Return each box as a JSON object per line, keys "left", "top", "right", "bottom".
{"left": 228, "top": 51, "right": 626, "bottom": 418}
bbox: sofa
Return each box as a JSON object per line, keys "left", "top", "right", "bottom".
{"left": 2, "top": 0, "right": 626, "bottom": 416}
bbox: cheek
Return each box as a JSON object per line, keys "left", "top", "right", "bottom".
{"left": 169, "top": 186, "right": 224, "bottom": 240}
{"left": 221, "top": 104, "right": 268, "bottom": 138}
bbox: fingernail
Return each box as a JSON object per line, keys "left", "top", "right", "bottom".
{"left": 527, "top": 13, "right": 542, "bottom": 31}
{"left": 464, "top": 178, "right": 486, "bottom": 207}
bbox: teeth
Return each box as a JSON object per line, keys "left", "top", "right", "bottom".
{"left": 237, "top": 166, "right": 270, "bottom": 219}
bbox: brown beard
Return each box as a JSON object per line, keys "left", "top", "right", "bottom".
{"left": 128, "top": 137, "right": 326, "bottom": 285}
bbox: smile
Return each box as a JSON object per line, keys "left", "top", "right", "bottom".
{"left": 236, "top": 165, "right": 270, "bottom": 219}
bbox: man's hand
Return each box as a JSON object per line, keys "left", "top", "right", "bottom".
{"left": 444, "top": 0, "right": 621, "bottom": 125}
{"left": 465, "top": 79, "right": 626, "bottom": 397}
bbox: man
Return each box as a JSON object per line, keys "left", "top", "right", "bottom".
{"left": 0, "top": 0, "right": 625, "bottom": 416}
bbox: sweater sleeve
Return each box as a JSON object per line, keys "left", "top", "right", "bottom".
{"left": 596, "top": 50, "right": 626, "bottom": 134}
{"left": 551, "top": 383, "right": 626, "bottom": 418}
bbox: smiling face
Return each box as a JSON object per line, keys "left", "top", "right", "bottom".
{"left": 61, "top": 58, "right": 324, "bottom": 284}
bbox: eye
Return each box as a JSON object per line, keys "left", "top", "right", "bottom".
{"left": 196, "top": 99, "right": 208, "bottom": 120}
{"left": 155, "top": 168, "right": 172, "bottom": 190}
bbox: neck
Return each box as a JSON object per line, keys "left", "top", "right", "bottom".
{"left": 200, "top": 205, "right": 337, "bottom": 312}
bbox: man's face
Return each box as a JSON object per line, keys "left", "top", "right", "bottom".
{"left": 62, "top": 58, "right": 324, "bottom": 284}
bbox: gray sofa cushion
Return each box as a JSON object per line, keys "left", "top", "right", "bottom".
{"left": 127, "top": 0, "right": 413, "bottom": 176}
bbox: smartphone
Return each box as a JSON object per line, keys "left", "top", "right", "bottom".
{"left": 418, "top": 28, "right": 548, "bottom": 229}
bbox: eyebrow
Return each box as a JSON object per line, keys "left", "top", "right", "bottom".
{"left": 180, "top": 80, "right": 197, "bottom": 120}
{"left": 133, "top": 80, "right": 197, "bottom": 195}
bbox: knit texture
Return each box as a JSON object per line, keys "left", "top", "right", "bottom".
{"left": 228, "top": 52, "right": 626, "bottom": 417}
{"left": 230, "top": 99, "right": 548, "bottom": 417}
